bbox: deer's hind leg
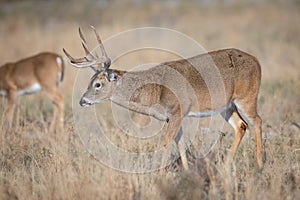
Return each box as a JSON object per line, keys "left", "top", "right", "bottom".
{"left": 161, "top": 113, "right": 185, "bottom": 170}
{"left": 43, "top": 86, "right": 64, "bottom": 133}
{"left": 5, "top": 90, "right": 17, "bottom": 129}
{"left": 221, "top": 102, "right": 248, "bottom": 166}
{"left": 234, "top": 99, "right": 263, "bottom": 169}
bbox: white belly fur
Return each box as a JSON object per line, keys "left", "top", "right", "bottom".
{"left": 17, "top": 83, "right": 42, "bottom": 96}
{"left": 187, "top": 103, "right": 231, "bottom": 118}
{"left": 187, "top": 110, "right": 223, "bottom": 118}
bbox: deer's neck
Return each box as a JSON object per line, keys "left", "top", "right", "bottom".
{"left": 110, "top": 71, "right": 149, "bottom": 116}
{"left": 110, "top": 70, "right": 167, "bottom": 121}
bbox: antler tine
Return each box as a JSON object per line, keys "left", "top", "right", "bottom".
{"left": 63, "top": 48, "right": 98, "bottom": 73}
{"left": 90, "top": 25, "right": 111, "bottom": 70}
{"left": 63, "top": 48, "right": 86, "bottom": 63}
{"left": 90, "top": 26, "right": 109, "bottom": 58}
{"left": 81, "top": 42, "right": 98, "bottom": 60}
{"left": 81, "top": 43, "right": 90, "bottom": 57}
{"left": 79, "top": 27, "right": 87, "bottom": 44}
{"left": 64, "top": 26, "right": 111, "bottom": 71}
{"left": 79, "top": 28, "right": 97, "bottom": 59}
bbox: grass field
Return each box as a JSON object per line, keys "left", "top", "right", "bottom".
{"left": 0, "top": 0, "right": 300, "bottom": 199}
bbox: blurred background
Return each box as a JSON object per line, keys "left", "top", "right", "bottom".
{"left": 0, "top": 0, "right": 299, "bottom": 199}
{"left": 0, "top": 0, "right": 299, "bottom": 123}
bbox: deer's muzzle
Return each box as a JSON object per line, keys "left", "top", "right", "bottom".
{"left": 79, "top": 97, "right": 92, "bottom": 107}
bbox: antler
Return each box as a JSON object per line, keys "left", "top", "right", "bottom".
{"left": 90, "top": 25, "right": 111, "bottom": 70}
{"left": 63, "top": 26, "right": 111, "bottom": 72}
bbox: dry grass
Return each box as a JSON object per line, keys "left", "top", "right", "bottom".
{"left": 0, "top": 1, "right": 300, "bottom": 199}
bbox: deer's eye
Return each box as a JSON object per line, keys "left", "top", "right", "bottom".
{"left": 94, "top": 82, "right": 102, "bottom": 89}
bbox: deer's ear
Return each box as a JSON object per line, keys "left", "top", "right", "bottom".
{"left": 107, "top": 71, "right": 122, "bottom": 84}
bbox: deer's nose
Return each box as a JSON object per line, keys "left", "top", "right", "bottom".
{"left": 79, "top": 97, "right": 92, "bottom": 107}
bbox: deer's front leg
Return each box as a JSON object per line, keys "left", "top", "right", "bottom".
{"left": 161, "top": 113, "right": 183, "bottom": 169}
{"left": 175, "top": 127, "right": 189, "bottom": 170}
{"left": 163, "top": 116, "right": 183, "bottom": 147}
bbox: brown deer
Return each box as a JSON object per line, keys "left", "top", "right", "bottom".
{"left": 63, "top": 26, "right": 263, "bottom": 170}
{"left": 0, "top": 52, "right": 65, "bottom": 132}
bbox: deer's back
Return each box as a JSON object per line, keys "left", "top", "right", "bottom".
{"left": 0, "top": 52, "right": 62, "bottom": 91}
{"left": 153, "top": 48, "right": 261, "bottom": 112}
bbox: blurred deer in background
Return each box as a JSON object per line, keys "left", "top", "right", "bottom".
{"left": 64, "top": 26, "right": 263, "bottom": 170}
{"left": 0, "top": 52, "right": 65, "bottom": 132}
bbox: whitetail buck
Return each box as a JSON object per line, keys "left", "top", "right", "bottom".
{"left": 0, "top": 52, "right": 65, "bottom": 131}
{"left": 64, "top": 26, "right": 263, "bottom": 170}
